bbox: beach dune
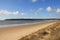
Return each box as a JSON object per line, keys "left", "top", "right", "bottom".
{"left": 0, "top": 21, "right": 60, "bottom": 40}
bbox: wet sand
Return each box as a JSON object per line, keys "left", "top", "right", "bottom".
{"left": 0, "top": 21, "right": 59, "bottom": 40}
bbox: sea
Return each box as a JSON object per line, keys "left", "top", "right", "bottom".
{"left": 0, "top": 20, "right": 55, "bottom": 28}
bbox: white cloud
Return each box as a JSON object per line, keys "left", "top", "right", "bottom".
{"left": 13, "top": 11, "right": 19, "bottom": 15}
{"left": 46, "top": 6, "right": 52, "bottom": 12}
{"left": 0, "top": 10, "right": 10, "bottom": 15}
{"left": 21, "top": 13, "right": 25, "bottom": 16}
{"left": 32, "top": 0, "right": 37, "bottom": 2}
{"left": 56, "top": 9, "right": 60, "bottom": 13}
{"left": 0, "top": 10, "right": 19, "bottom": 15}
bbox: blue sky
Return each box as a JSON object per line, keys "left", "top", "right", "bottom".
{"left": 0, "top": 0, "right": 60, "bottom": 19}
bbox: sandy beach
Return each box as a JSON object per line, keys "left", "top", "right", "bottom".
{"left": 0, "top": 20, "right": 60, "bottom": 40}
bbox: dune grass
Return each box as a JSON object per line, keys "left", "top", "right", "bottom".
{"left": 18, "top": 22, "right": 60, "bottom": 40}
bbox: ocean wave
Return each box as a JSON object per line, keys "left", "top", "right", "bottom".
{"left": 0, "top": 20, "right": 54, "bottom": 28}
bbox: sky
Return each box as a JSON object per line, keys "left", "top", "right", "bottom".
{"left": 0, "top": 0, "right": 60, "bottom": 20}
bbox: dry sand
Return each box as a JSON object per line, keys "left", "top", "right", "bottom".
{"left": 0, "top": 21, "right": 60, "bottom": 40}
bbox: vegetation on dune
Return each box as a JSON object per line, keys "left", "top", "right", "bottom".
{"left": 18, "top": 22, "right": 60, "bottom": 40}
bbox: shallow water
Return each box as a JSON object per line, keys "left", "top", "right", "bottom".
{"left": 0, "top": 20, "right": 55, "bottom": 28}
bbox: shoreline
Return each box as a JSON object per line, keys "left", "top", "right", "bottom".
{"left": 0, "top": 20, "right": 57, "bottom": 28}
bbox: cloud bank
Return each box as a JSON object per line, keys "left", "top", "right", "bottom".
{"left": 36, "top": 6, "right": 60, "bottom": 13}
{"left": 0, "top": 6, "right": 60, "bottom": 17}
{"left": 46, "top": 6, "right": 60, "bottom": 13}
{"left": 0, "top": 10, "right": 19, "bottom": 15}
